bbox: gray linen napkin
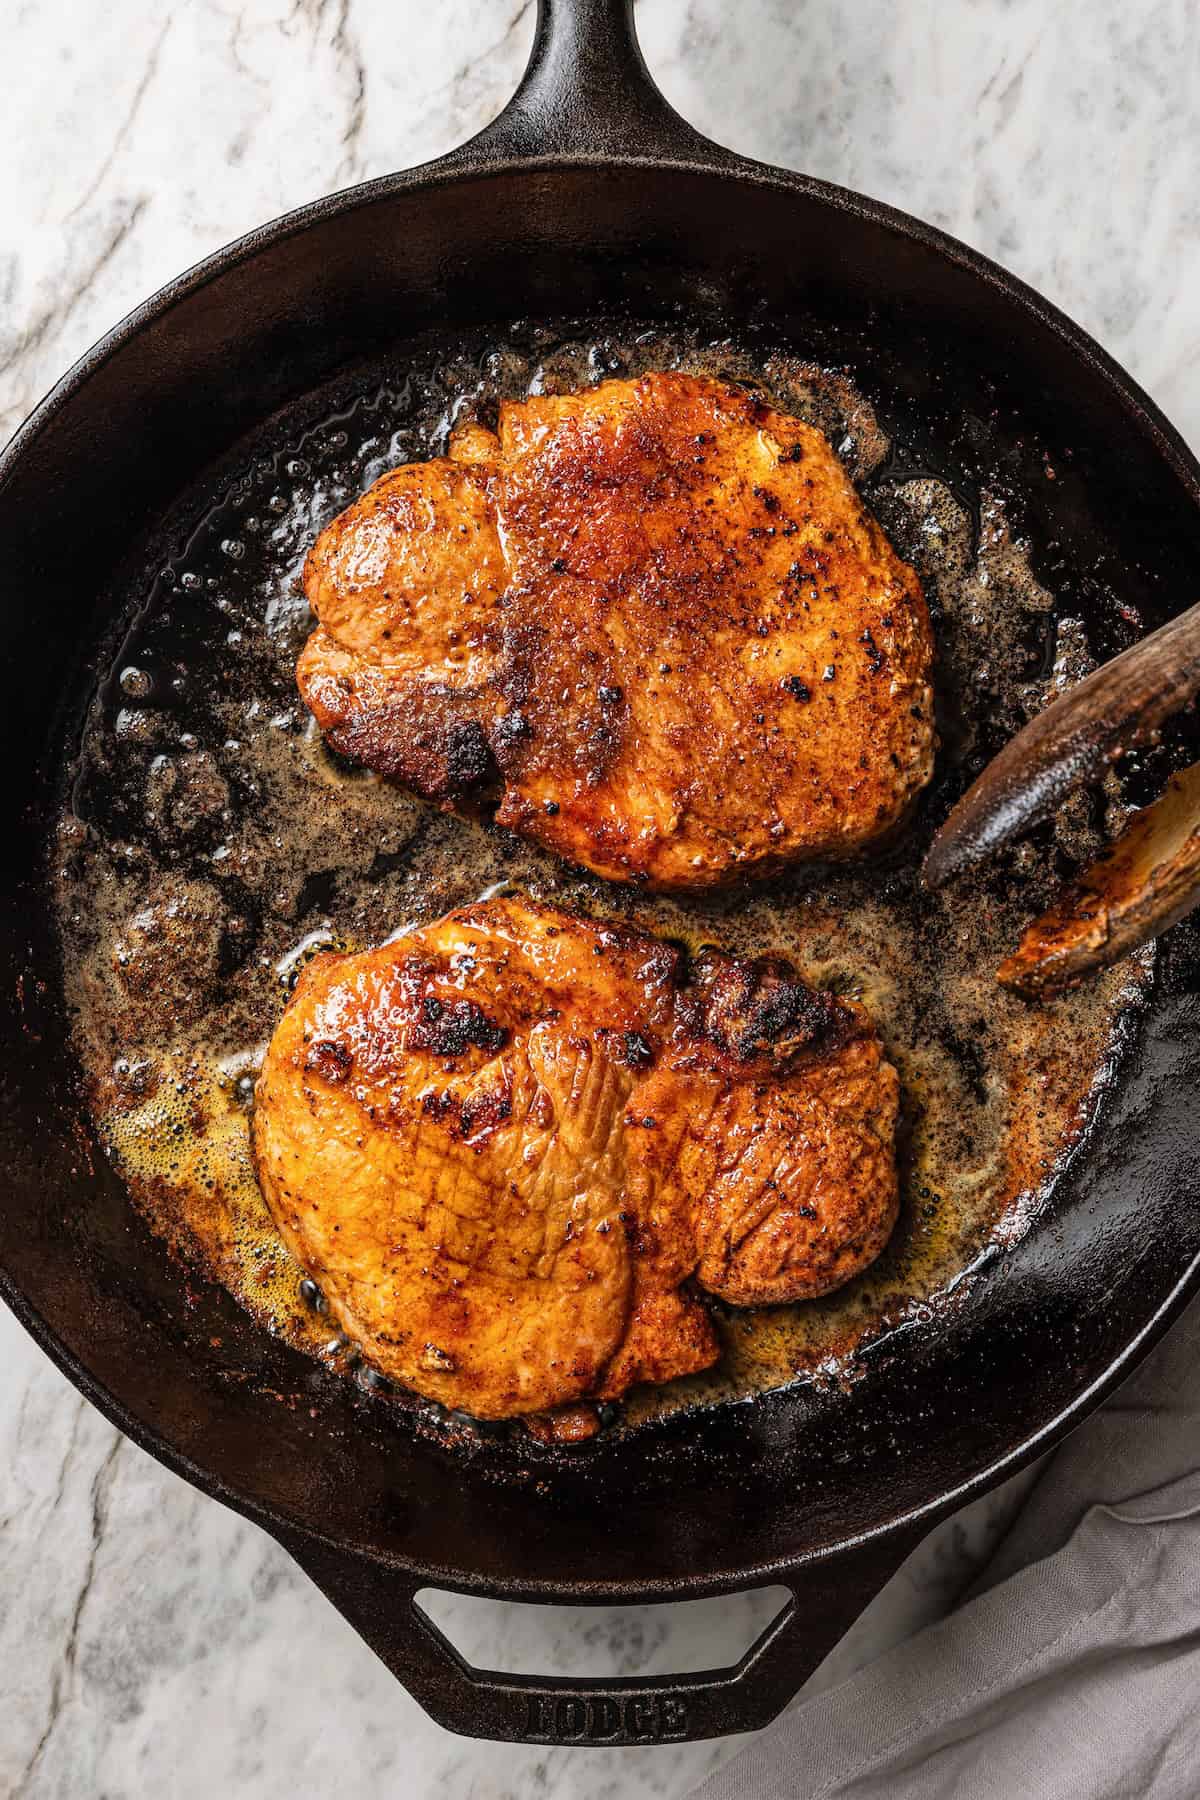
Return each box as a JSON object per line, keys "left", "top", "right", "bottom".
{"left": 691, "top": 1292, "right": 1200, "bottom": 1799}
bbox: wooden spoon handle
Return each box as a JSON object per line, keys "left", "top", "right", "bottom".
{"left": 924, "top": 600, "right": 1200, "bottom": 889}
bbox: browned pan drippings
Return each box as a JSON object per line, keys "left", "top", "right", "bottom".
{"left": 53, "top": 321, "right": 1147, "bottom": 1433}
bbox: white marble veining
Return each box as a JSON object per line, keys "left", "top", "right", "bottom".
{"left": 2, "top": 3, "right": 1197, "bottom": 1796}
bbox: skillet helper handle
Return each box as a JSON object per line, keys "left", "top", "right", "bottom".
{"left": 446, "top": 0, "right": 729, "bottom": 166}
{"left": 277, "top": 1525, "right": 924, "bottom": 1744}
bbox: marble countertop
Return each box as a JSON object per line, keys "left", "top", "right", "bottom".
{"left": 3, "top": 3, "right": 1198, "bottom": 1796}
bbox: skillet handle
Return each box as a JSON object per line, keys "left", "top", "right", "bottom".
{"left": 443, "top": 0, "right": 733, "bottom": 167}
{"left": 275, "top": 1523, "right": 924, "bottom": 1744}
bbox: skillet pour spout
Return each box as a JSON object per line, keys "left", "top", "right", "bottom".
{"left": 4, "top": 0, "right": 1200, "bottom": 1750}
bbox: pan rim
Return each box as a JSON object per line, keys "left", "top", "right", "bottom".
{"left": 4, "top": 1247, "right": 1199, "bottom": 1601}
{"left": 4, "top": 145, "right": 1200, "bottom": 519}
{"left": 5, "top": 143, "right": 1200, "bottom": 1598}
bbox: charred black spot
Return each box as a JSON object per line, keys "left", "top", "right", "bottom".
{"left": 696, "top": 953, "right": 853, "bottom": 1065}
{"left": 304, "top": 1039, "right": 352, "bottom": 1083}
{"left": 411, "top": 996, "right": 508, "bottom": 1057}
{"left": 859, "top": 625, "right": 885, "bottom": 673}
{"left": 782, "top": 675, "right": 812, "bottom": 702}
{"left": 617, "top": 1030, "right": 654, "bottom": 1070}
{"left": 444, "top": 720, "right": 496, "bottom": 794}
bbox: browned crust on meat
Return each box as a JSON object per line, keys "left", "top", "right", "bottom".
{"left": 252, "top": 897, "right": 899, "bottom": 1416}
{"left": 297, "top": 372, "right": 935, "bottom": 889}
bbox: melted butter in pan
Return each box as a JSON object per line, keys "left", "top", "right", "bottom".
{"left": 55, "top": 322, "right": 1147, "bottom": 1428}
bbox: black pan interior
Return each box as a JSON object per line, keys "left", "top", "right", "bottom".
{"left": 4, "top": 161, "right": 1200, "bottom": 1597}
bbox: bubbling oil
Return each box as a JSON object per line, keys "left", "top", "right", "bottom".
{"left": 54, "top": 321, "right": 1146, "bottom": 1432}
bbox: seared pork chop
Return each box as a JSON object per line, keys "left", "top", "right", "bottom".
{"left": 252, "top": 898, "right": 899, "bottom": 1418}
{"left": 298, "top": 373, "right": 934, "bottom": 890}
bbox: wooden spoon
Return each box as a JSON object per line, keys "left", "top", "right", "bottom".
{"left": 924, "top": 600, "right": 1200, "bottom": 889}
{"left": 923, "top": 601, "right": 1200, "bottom": 996}
{"left": 996, "top": 759, "right": 1200, "bottom": 997}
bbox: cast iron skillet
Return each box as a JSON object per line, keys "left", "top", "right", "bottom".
{"left": 3, "top": 0, "right": 1200, "bottom": 1748}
